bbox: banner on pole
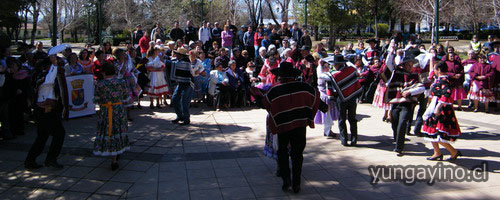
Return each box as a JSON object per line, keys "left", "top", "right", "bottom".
{"left": 65, "top": 74, "right": 95, "bottom": 118}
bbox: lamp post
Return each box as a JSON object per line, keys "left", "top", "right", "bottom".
{"left": 304, "top": 0, "right": 308, "bottom": 27}
{"left": 96, "top": 0, "right": 103, "bottom": 45}
{"left": 85, "top": 3, "right": 92, "bottom": 43}
{"left": 433, "top": 0, "right": 439, "bottom": 44}
{"left": 51, "top": 0, "right": 57, "bottom": 47}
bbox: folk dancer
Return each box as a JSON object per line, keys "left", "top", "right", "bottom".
{"left": 251, "top": 61, "right": 325, "bottom": 193}
{"left": 25, "top": 50, "right": 69, "bottom": 169}
{"left": 323, "top": 55, "right": 363, "bottom": 146}
{"left": 386, "top": 52, "right": 425, "bottom": 154}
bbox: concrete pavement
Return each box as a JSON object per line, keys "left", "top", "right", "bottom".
{"left": 0, "top": 102, "right": 499, "bottom": 200}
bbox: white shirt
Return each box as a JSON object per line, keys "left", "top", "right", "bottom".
{"left": 199, "top": 27, "right": 211, "bottom": 44}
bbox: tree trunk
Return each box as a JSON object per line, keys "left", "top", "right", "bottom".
{"left": 356, "top": 25, "right": 361, "bottom": 36}
{"left": 281, "top": 0, "right": 289, "bottom": 23}
{"left": 431, "top": 21, "right": 435, "bottom": 44}
{"left": 389, "top": 18, "right": 395, "bottom": 33}
{"left": 328, "top": 23, "right": 335, "bottom": 50}
{"left": 314, "top": 25, "right": 319, "bottom": 41}
{"left": 409, "top": 22, "right": 416, "bottom": 34}
{"left": 61, "top": 29, "right": 64, "bottom": 43}
{"left": 30, "top": 2, "right": 40, "bottom": 45}
{"left": 265, "top": 0, "right": 280, "bottom": 25}
{"left": 374, "top": 0, "right": 378, "bottom": 38}
{"left": 73, "top": 29, "right": 78, "bottom": 43}
{"left": 494, "top": 0, "right": 500, "bottom": 27}
{"left": 400, "top": 20, "right": 404, "bottom": 33}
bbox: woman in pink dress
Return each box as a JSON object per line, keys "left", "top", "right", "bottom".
{"left": 468, "top": 54, "right": 495, "bottom": 112}
{"left": 444, "top": 52, "right": 466, "bottom": 111}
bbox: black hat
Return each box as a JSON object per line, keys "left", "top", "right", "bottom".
{"left": 299, "top": 45, "right": 311, "bottom": 51}
{"left": 305, "top": 54, "right": 315, "bottom": 63}
{"left": 365, "top": 38, "right": 378, "bottom": 44}
{"left": 324, "top": 55, "right": 348, "bottom": 65}
{"left": 401, "top": 55, "right": 417, "bottom": 65}
{"left": 271, "top": 62, "right": 302, "bottom": 78}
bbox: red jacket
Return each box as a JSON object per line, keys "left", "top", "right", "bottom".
{"left": 139, "top": 36, "right": 150, "bottom": 54}
{"left": 254, "top": 32, "right": 265, "bottom": 47}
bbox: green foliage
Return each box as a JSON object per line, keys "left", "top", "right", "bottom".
{"left": 372, "top": 23, "right": 389, "bottom": 36}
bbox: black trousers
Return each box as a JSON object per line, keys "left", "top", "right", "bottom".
{"left": 214, "top": 85, "right": 231, "bottom": 108}
{"left": 278, "top": 126, "right": 306, "bottom": 186}
{"left": 391, "top": 103, "right": 413, "bottom": 151}
{"left": 25, "top": 111, "right": 65, "bottom": 163}
{"left": 229, "top": 87, "right": 245, "bottom": 107}
{"left": 412, "top": 95, "right": 428, "bottom": 135}
{"left": 337, "top": 99, "right": 358, "bottom": 143}
{"left": 0, "top": 101, "right": 13, "bottom": 138}
{"left": 9, "top": 97, "right": 26, "bottom": 134}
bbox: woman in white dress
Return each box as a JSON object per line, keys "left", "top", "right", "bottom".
{"left": 145, "top": 46, "right": 169, "bottom": 108}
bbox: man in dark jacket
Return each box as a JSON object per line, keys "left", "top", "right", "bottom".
{"left": 184, "top": 20, "right": 198, "bottom": 44}
{"left": 253, "top": 62, "right": 324, "bottom": 194}
{"left": 169, "top": 21, "right": 185, "bottom": 42}
{"left": 212, "top": 22, "right": 223, "bottom": 47}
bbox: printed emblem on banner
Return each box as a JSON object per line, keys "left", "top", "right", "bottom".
{"left": 71, "top": 79, "right": 85, "bottom": 106}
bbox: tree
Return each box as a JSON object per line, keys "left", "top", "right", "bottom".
{"left": 295, "top": 0, "right": 354, "bottom": 49}
{"left": 0, "top": 0, "right": 26, "bottom": 46}
{"left": 39, "top": 0, "right": 87, "bottom": 43}
{"left": 393, "top": 0, "right": 454, "bottom": 42}
{"left": 29, "top": 0, "right": 42, "bottom": 45}
{"left": 454, "top": 0, "right": 494, "bottom": 34}
{"left": 243, "top": 0, "right": 264, "bottom": 28}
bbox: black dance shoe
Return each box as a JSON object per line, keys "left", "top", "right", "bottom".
{"left": 180, "top": 120, "right": 190, "bottom": 126}
{"left": 171, "top": 119, "right": 182, "bottom": 124}
{"left": 282, "top": 179, "right": 291, "bottom": 191}
{"left": 45, "top": 161, "right": 63, "bottom": 169}
{"left": 426, "top": 154, "right": 443, "bottom": 161}
{"left": 25, "top": 162, "right": 43, "bottom": 170}
{"left": 292, "top": 185, "right": 301, "bottom": 193}
{"left": 445, "top": 151, "right": 462, "bottom": 161}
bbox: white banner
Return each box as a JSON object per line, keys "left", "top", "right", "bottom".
{"left": 65, "top": 74, "right": 96, "bottom": 118}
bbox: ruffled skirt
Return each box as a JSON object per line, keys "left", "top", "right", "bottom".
{"left": 314, "top": 94, "right": 339, "bottom": 124}
{"left": 422, "top": 99, "right": 461, "bottom": 143}
{"left": 372, "top": 82, "right": 391, "bottom": 110}
{"left": 93, "top": 105, "right": 130, "bottom": 156}
{"left": 123, "top": 74, "right": 142, "bottom": 107}
{"left": 146, "top": 71, "right": 169, "bottom": 96}
{"left": 468, "top": 88, "right": 495, "bottom": 102}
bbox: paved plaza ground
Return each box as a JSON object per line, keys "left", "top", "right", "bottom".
{"left": 0, "top": 102, "right": 499, "bottom": 200}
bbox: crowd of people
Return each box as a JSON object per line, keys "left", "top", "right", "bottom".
{"left": 1, "top": 18, "right": 500, "bottom": 193}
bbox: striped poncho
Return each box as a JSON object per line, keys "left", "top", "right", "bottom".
{"left": 262, "top": 81, "right": 321, "bottom": 135}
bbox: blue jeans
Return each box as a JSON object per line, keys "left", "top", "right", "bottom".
{"left": 172, "top": 83, "right": 193, "bottom": 121}
{"left": 254, "top": 45, "right": 260, "bottom": 59}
